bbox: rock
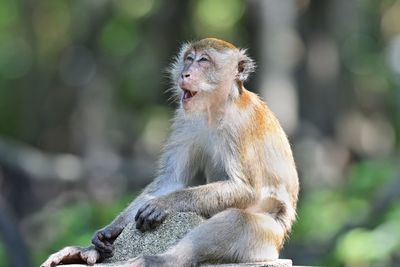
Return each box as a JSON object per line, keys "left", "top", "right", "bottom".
{"left": 104, "top": 212, "right": 204, "bottom": 263}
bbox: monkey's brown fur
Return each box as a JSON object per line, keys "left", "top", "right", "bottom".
{"left": 41, "top": 38, "right": 299, "bottom": 267}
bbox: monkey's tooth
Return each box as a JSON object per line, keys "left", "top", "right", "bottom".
{"left": 183, "top": 90, "right": 190, "bottom": 100}
{"left": 183, "top": 89, "right": 195, "bottom": 100}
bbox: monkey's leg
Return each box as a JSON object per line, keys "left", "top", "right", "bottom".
{"left": 131, "top": 208, "right": 284, "bottom": 267}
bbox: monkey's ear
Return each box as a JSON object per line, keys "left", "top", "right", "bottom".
{"left": 237, "top": 49, "right": 256, "bottom": 82}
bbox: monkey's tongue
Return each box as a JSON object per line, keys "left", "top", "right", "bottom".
{"left": 183, "top": 90, "right": 197, "bottom": 100}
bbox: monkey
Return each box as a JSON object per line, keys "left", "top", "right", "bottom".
{"left": 41, "top": 38, "right": 299, "bottom": 267}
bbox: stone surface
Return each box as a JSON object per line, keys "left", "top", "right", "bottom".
{"left": 104, "top": 212, "right": 204, "bottom": 262}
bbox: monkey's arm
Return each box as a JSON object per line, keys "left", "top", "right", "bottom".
{"left": 92, "top": 141, "right": 199, "bottom": 256}
{"left": 92, "top": 179, "right": 186, "bottom": 257}
{"left": 136, "top": 178, "right": 255, "bottom": 224}
{"left": 170, "top": 180, "right": 255, "bottom": 215}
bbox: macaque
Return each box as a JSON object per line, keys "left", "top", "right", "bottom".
{"left": 41, "top": 38, "right": 299, "bottom": 267}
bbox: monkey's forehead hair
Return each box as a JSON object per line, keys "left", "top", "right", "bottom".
{"left": 190, "top": 38, "right": 237, "bottom": 51}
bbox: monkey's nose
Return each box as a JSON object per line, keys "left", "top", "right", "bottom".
{"left": 181, "top": 73, "right": 190, "bottom": 79}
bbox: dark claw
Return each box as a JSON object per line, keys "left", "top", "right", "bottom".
{"left": 136, "top": 216, "right": 144, "bottom": 230}
{"left": 147, "top": 210, "right": 162, "bottom": 229}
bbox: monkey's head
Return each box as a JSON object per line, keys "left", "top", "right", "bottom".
{"left": 170, "top": 38, "right": 255, "bottom": 114}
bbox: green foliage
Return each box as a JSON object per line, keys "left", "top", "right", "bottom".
{"left": 113, "top": 0, "right": 160, "bottom": 19}
{"left": 293, "top": 159, "right": 400, "bottom": 266}
{"left": 293, "top": 190, "right": 369, "bottom": 243}
{"left": 0, "top": 241, "right": 8, "bottom": 267}
{"left": 192, "top": 0, "right": 245, "bottom": 34}
{"left": 346, "top": 160, "right": 396, "bottom": 197}
{"left": 100, "top": 17, "right": 139, "bottom": 60}
{"left": 335, "top": 202, "right": 400, "bottom": 266}
{"left": 336, "top": 222, "right": 400, "bottom": 266}
{"left": 332, "top": 160, "right": 399, "bottom": 266}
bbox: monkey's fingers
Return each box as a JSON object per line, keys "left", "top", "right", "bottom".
{"left": 147, "top": 209, "right": 168, "bottom": 229}
{"left": 92, "top": 232, "right": 112, "bottom": 253}
{"left": 155, "top": 210, "right": 168, "bottom": 223}
{"left": 40, "top": 246, "right": 83, "bottom": 267}
{"left": 80, "top": 247, "right": 101, "bottom": 266}
{"left": 140, "top": 217, "right": 153, "bottom": 232}
{"left": 135, "top": 205, "right": 157, "bottom": 231}
{"left": 136, "top": 208, "right": 156, "bottom": 231}
{"left": 104, "top": 231, "right": 114, "bottom": 240}
{"left": 103, "top": 225, "right": 123, "bottom": 240}
{"left": 99, "top": 241, "right": 115, "bottom": 256}
{"left": 146, "top": 212, "right": 160, "bottom": 230}
{"left": 135, "top": 203, "right": 151, "bottom": 221}
{"left": 94, "top": 242, "right": 114, "bottom": 256}
{"left": 135, "top": 215, "right": 144, "bottom": 230}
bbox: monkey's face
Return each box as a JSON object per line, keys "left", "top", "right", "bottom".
{"left": 177, "top": 48, "right": 237, "bottom": 113}
{"left": 170, "top": 38, "right": 255, "bottom": 115}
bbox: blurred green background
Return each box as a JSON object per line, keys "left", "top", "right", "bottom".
{"left": 0, "top": 0, "right": 399, "bottom": 266}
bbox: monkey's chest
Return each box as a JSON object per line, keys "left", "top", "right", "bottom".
{"left": 194, "top": 128, "right": 232, "bottom": 182}
{"left": 201, "top": 149, "right": 230, "bottom": 183}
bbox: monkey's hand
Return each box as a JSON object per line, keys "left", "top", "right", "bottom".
{"left": 91, "top": 225, "right": 123, "bottom": 258}
{"left": 41, "top": 245, "right": 100, "bottom": 267}
{"left": 135, "top": 198, "right": 171, "bottom": 232}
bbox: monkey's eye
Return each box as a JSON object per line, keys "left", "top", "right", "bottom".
{"left": 185, "top": 55, "right": 194, "bottom": 62}
{"left": 198, "top": 57, "right": 209, "bottom": 62}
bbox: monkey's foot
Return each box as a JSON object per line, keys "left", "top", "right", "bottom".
{"left": 41, "top": 246, "right": 100, "bottom": 267}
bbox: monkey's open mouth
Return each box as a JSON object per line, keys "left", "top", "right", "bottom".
{"left": 182, "top": 89, "right": 198, "bottom": 101}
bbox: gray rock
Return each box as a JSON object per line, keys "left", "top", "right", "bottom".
{"left": 104, "top": 212, "right": 204, "bottom": 263}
